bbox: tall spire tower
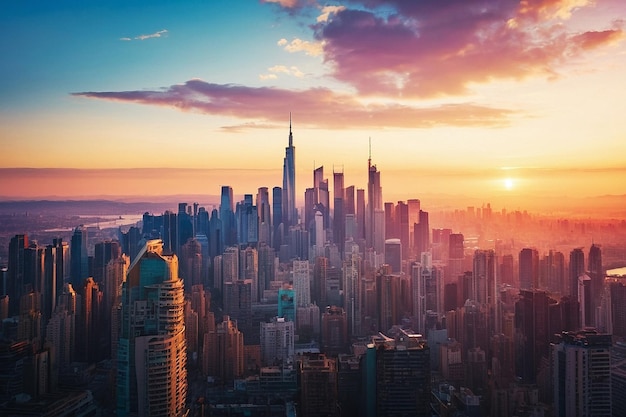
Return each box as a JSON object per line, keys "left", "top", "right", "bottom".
{"left": 282, "top": 113, "right": 297, "bottom": 229}
{"left": 366, "top": 138, "right": 383, "bottom": 252}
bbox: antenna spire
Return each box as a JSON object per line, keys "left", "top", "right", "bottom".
{"left": 288, "top": 113, "right": 293, "bottom": 147}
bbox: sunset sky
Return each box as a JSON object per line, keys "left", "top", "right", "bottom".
{"left": 1, "top": 0, "right": 625, "bottom": 210}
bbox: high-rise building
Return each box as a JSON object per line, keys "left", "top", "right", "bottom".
{"left": 257, "top": 187, "right": 271, "bottom": 245}
{"left": 116, "top": 240, "right": 187, "bottom": 417}
{"left": 180, "top": 238, "right": 202, "bottom": 289}
{"left": 235, "top": 194, "right": 258, "bottom": 246}
{"left": 515, "top": 290, "right": 554, "bottom": 384}
{"left": 260, "top": 316, "right": 294, "bottom": 366}
{"left": 553, "top": 330, "right": 612, "bottom": 417}
{"left": 414, "top": 210, "right": 429, "bottom": 258}
{"left": 395, "top": 201, "right": 409, "bottom": 260}
{"left": 432, "top": 228, "right": 451, "bottom": 263}
{"left": 440, "top": 338, "right": 464, "bottom": 387}
{"left": 257, "top": 243, "right": 275, "bottom": 302}
{"left": 177, "top": 203, "right": 193, "bottom": 255}
{"left": 278, "top": 284, "right": 296, "bottom": 322}
{"left": 220, "top": 186, "right": 236, "bottom": 247}
{"left": 221, "top": 246, "right": 239, "bottom": 287}
{"left": 343, "top": 242, "right": 361, "bottom": 336}
{"left": 519, "top": 248, "right": 539, "bottom": 290}
{"left": 384, "top": 202, "right": 396, "bottom": 240}
{"left": 297, "top": 303, "right": 321, "bottom": 340}
{"left": 77, "top": 277, "right": 103, "bottom": 363}
{"left": 539, "top": 250, "right": 565, "bottom": 295}
{"left": 369, "top": 330, "right": 431, "bottom": 417}
{"left": 376, "top": 272, "right": 402, "bottom": 332}
{"left": 588, "top": 244, "right": 603, "bottom": 313}
{"left": 208, "top": 208, "right": 223, "bottom": 260}
{"left": 282, "top": 115, "right": 296, "bottom": 229}
{"left": 366, "top": 144, "right": 383, "bottom": 252}
{"left": 293, "top": 260, "right": 310, "bottom": 307}
{"left": 202, "top": 315, "right": 244, "bottom": 383}
{"left": 332, "top": 170, "right": 345, "bottom": 251}
{"left": 384, "top": 239, "right": 402, "bottom": 274}
{"left": 407, "top": 199, "right": 420, "bottom": 256}
{"left": 298, "top": 354, "right": 339, "bottom": 417}
{"left": 272, "top": 186, "right": 283, "bottom": 250}
{"left": 579, "top": 274, "right": 593, "bottom": 327}
{"left": 412, "top": 254, "right": 440, "bottom": 334}
{"left": 356, "top": 188, "right": 366, "bottom": 241}
{"left": 7, "top": 234, "right": 28, "bottom": 316}
{"left": 222, "top": 279, "right": 252, "bottom": 337}
{"left": 473, "top": 249, "right": 499, "bottom": 333}
{"left": 162, "top": 211, "right": 178, "bottom": 254}
{"left": 321, "top": 306, "right": 347, "bottom": 356}
{"left": 569, "top": 248, "right": 585, "bottom": 299}
{"left": 241, "top": 247, "right": 258, "bottom": 302}
{"left": 70, "top": 226, "right": 89, "bottom": 287}
{"left": 447, "top": 233, "right": 464, "bottom": 284}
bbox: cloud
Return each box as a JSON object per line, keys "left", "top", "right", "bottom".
{"left": 309, "top": 0, "right": 624, "bottom": 97}
{"left": 259, "top": 65, "right": 305, "bottom": 80}
{"left": 317, "top": 5, "right": 346, "bottom": 23}
{"left": 277, "top": 37, "right": 323, "bottom": 56}
{"left": 72, "top": 79, "right": 514, "bottom": 129}
{"left": 571, "top": 29, "right": 625, "bottom": 50}
{"left": 120, "top": 29, "right": 168, "bottom": 41}
{"left": 262, "top": 0, "right": 299, "bottom": 7}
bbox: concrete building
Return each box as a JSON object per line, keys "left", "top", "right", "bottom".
{"left": 260, "top": 316, "right": 294, "bottom": 365}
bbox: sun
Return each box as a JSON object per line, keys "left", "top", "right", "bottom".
{"left": 504, "top": 178, "right": 514, "bottom": 190}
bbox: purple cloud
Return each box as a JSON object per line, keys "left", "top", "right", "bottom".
{"left": 311, "top": 0, "right": 624, "bottom": 97}
{"left": 73, "top": 80, "right": 514, "bottom": 129}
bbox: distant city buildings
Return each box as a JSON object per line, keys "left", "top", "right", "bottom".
{"left": 1, "top": 119, "right": 626, "bottom": 415}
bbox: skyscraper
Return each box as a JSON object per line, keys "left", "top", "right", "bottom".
{"left": 321, "top": 306, "right": 348, "bottom": 356}
{"left": 7, "top": 234, "right": 28, "bottom": 316}
{"left": 447, "top": 233, "right": 464, "bottom": 284}
{"left": 272, "top": 186, "right": 283, "bottom": 250}
{"left": 519, "top": 248, "right": 539, "bottom": 290}
{"left": 116, "top": 240, "right": 187, "bottom": 417}
{"left": 70, "top": 226, "right": 89, "bottom": 287}
{"left": 366, "top": 143, "right": 383, "bottom": 253}
{"left": 260, "top": 316, "right": 294, "bottom": 365}
{"left": 220, "top": 186, "right": 236, "bottom": 247}
{"left": 569, "top": 248, "right": 585, "bottom": 299}
{"left": 257, "top": 187, "right": 271, "bottom": 245}
{"left": 202, "top": 315, "right": 244, "bottom": 383}
{"left": 370, "top": 330, "right": 431, "bottom": 417}
{"left": 553, "top": 330, "right": 612, "bottom": 417}
{"left": 384, "top": 239, "right": 402, "bottom": 274}
{"left": 282, "top": 115, "right": 296, "bottom": 229}
{"left": 298, "top": 354, "right": 339, "bottom": 417}
{"left": 588, "top": 243, "right": 603, "bottom": 312}
{"left": 332, "top": 170, "right": 345, "bottom": 251}
{"left": 293, "top": 260, "right": 311, "bottom": 307}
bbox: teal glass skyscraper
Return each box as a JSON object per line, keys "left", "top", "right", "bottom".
{"left": 116, "top": 240, "right": 187, "bottom": 417}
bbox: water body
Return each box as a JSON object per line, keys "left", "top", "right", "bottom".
{"left": 44, "top": 214, "right": 143, "bottom": 232}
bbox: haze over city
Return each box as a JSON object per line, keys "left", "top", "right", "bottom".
{"left": 1, "top": 0, "right": 625, "bottom": 212}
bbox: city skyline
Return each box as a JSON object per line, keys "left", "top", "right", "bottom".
{"left": 1, "top": 1, "right": 625, "bottom": 207}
